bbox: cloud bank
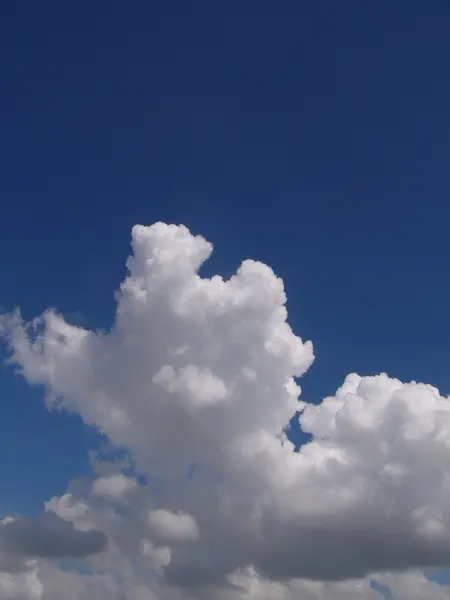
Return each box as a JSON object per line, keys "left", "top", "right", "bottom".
{"left": 1, "top": 222, "right": 450, "bottom": 599}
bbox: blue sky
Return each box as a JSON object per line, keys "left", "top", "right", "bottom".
{"left": 1, "top": 1, "right": 450, "bottom": 594}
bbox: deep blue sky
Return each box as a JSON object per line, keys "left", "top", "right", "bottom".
{"left": 2, "top": 0, "right": 450, "bottom": 516}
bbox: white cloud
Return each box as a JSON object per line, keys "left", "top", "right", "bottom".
{"left": 91, "top": 474, "right": 138, "bottom": 501}
{"left": 2, "top": 222, "right": 450, "bottom": 598}
{"left": 148, "top": 509, "right": 199, "bottom": 543}
{"left": 153, "top": 365, "right": 228, "bottom": 407}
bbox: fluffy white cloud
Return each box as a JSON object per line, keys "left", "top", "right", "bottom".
{"left": 91, "top": 474, "right": 138, "bottom": 502}
{"left": 148, "top": 510, "right": 199, "bottom": 543}
{"left": 2, "top": 222, "right": 450, "bottom": 599}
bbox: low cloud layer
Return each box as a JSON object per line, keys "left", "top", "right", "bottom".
{"left": 1, "top": 222, "right": 450, "bottom": 599}
{"left": 1, "top": 513, "right": 107, "bottom": 561}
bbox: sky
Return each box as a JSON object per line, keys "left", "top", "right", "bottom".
{"left": 2, "top": 1, "right": 450, "bottom": 599}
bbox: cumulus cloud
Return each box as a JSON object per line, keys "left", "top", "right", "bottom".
{"left": 91, "top": 474, "right": 138, "bottom": 502}
{"left": 0, "top": 568, "right": 43, "bottom": 600}
{"left": 149, "top": 509, "right": 199, "bottom": 543}
{"left": 0, "top": 513, "right": 107, "bottom": 561}
{"left": 1, "top": 222, "right": 450, "bottom": 599}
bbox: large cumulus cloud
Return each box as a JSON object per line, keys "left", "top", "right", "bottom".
{"left": 2, "top": 222, "right": 450, "bottom": 599}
